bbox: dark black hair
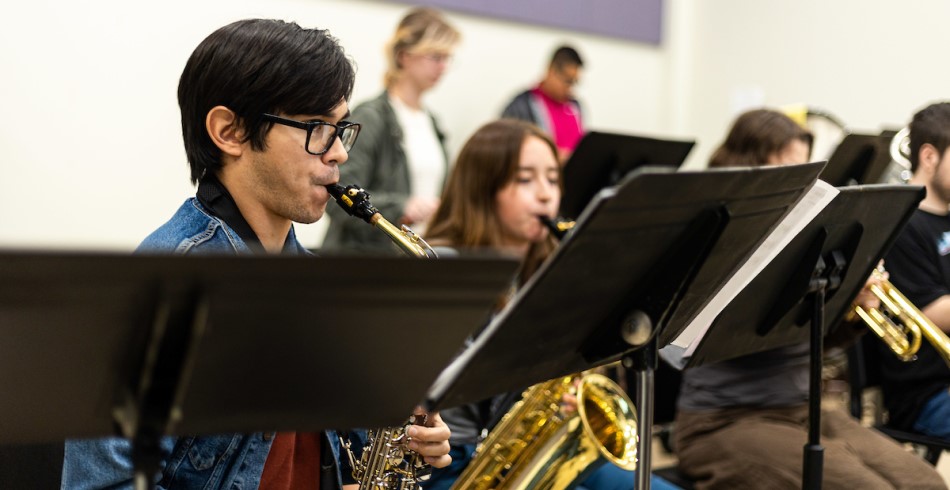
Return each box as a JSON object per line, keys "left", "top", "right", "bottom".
{"left": 178, "top": 19, "right": 356, "bottom": 184}
{"left": 909, "top": 102, "right": 950, "bottom": 173}
{"left": 550, "top": 45, "right": 583, "bottom": 70}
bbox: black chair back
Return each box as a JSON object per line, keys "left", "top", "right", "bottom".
{"left": 846, "top": 336, "right": 950, "bottom": 465}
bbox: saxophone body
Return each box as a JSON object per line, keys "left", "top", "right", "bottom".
{"left": 451, "top": 373, "right": 638, "bottom": 490}
{"left": 327, "top": 183, "right": 437, "bottom": 489}
{"left": 342, "top": 416, "right": 432, "bottom": 490}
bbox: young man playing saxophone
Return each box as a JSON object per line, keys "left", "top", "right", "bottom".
{"left": 62, "top": 19, "right": 451, "bottom": 490}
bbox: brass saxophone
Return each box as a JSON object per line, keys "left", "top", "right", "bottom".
{"left": 450, "top": 373, "right": 638, "bottom": 490}
{"left": 327, "top": 183, "right": 437, "bottom": 489}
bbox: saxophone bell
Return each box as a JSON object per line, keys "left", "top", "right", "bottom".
{"left": 538, "top": 215, "right": 576, "bottom": 240}
{"left": 450, "top": 373, "right": 637, "bottom": 490}
{"left": 326, "top": 183, "right": 438, "bottom": 258}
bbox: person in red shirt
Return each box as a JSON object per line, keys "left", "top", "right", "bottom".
{"left": 502, "top": 46, "right": 585, "bottom": 163}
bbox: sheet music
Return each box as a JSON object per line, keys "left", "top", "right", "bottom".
{"left": 667, "top": 179, "right": 839, "bottom": 362}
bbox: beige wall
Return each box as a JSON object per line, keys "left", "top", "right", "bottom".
{"left": 682, "top": 0, "right": 950, "bottom": 169}
{"left": 3, "top": 0, "right": 946, "bottom": 250}
{"left": 0, "top": 0, "right": 668, "bottom": 249}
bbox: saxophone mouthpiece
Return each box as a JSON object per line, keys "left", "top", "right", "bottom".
{"left": 539, "top": 215, "right": 576, "bottom": 240}
{"left": 325, "top": 183, "right": 379, "bottom": 224}
{"left": 325, "top": 183, "right": 345, "bottom": 200}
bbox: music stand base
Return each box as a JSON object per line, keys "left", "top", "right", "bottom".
{"left": 802, "top": 444, "right": 824, "bottom": 490}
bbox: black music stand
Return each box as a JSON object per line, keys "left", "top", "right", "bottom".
{"left": 428, "top": 162, "right": 825, "bottom": 490}
{"left": 819, "top": 132, "right": 894, "bottom": 186}
{"left": 560, "top": 131, "right": 695, "bottom": 218}
{"left": 669, "top": 185, "right": 924, "bottom": 489}
{"left": 0, "top": 252, "right": 518, "bottom": 489}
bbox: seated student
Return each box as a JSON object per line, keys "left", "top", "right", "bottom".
{"left": 672, "top": 109, "right": 946, "bottom": 490}
{"left": 61, "top": 18, "right": 452, "bottom": 490}
{"left": 877, "top": 101, "right": 950, "bottom": 441}
{"left": 422, "top": 119, "right": 682, "bottom": 490}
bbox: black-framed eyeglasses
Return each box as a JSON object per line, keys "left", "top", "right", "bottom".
{"left": 262, "top": 113, "right": 361, "bottom": 155}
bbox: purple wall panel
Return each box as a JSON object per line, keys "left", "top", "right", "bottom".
{"left": 380, "top": 0, "right": 663, "bottom": 45}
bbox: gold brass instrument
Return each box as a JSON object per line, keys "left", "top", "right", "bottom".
{"left": 450, "top": 373, "right": 638, "bottom": 490}
{"left": 327, "top": 183, "right": 436, "bottom": 489}
{"left": 853, "top": 278, "right": 950, "bottom": 367}
{"left": 889, "top": 126, "right": 913, "bottom": 183}
{"left": 327, "top": 183, "right": 438, "bottom": 258}
{"left": 782, "top": 104, "right": 848, "bottom": 162}
{"left": 538, "top": 216, "right": 575, "bottom": 240}
{"left": 339, "top": 415, "right": 432, "bottom": 490}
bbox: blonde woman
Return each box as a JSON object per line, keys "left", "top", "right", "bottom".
{"left": 324, "top": 8, "right": 460, "bottom": 254}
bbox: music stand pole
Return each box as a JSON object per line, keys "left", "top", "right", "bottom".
{"left": 802, "top": 278, "right": 826, "bottom": 489}
{"left": 803, "top": 253, "right": 843, "bottom": 490}
{"left": 630, "top": 337, "right": 658, "bottom": 490}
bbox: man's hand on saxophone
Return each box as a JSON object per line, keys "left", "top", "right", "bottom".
{"left": 407, "top": 409, "right": 453, "bottom": 468}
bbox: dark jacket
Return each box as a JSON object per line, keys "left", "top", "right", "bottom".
{"left": 501, "top": 89, "right": 583, "bottom": 137}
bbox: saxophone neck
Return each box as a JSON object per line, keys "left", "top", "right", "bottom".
{"left": 374, "top": 214, "right": 439, "bottom": 259}
{"left": 326, "top": 183, "right": 438, "bottom": 258}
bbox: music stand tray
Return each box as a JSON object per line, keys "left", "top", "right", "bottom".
{"left": 820, "top": 132, "right": 894, "bottom": 186}
{"left": 0, "top": 253, "right": 519, "bottom": 444}
{"left": 669, "top": 184, "right": 923, "bottom": 489}
{"left": 428, "top": 162, "right": 825, "bottom": 410}
{"left": 560, "top": 131, "right": 695, "bottom": 218}
{"left": 681, "top": 185, "right": 924, "bottom": 368}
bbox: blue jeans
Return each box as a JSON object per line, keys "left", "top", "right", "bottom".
{"left": 913, "top": 387, "right": 950, "bottom": 440}
{"left": 423, "top": 444, "right": 682, "bottom": 490}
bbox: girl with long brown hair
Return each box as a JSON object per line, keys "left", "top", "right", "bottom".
{"left": 423, "top": 119, "right": 681, "bottom": 490}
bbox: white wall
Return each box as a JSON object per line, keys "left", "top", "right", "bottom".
{"left": 682, "top": 0, "right": 950, "bottom": 169}
{"left": 10, "top": 0, "right": 944, "bottom": 251}
{"left": 0, "top": 0, "right": 667, "bottom": 250}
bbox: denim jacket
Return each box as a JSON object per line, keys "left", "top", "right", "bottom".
{"left": 62, "top": 198, "right": 363, "bottom": 489}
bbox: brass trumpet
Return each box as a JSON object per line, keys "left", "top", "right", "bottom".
{"left": 853, "top": 278, "right": 950, "bottom": 367}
